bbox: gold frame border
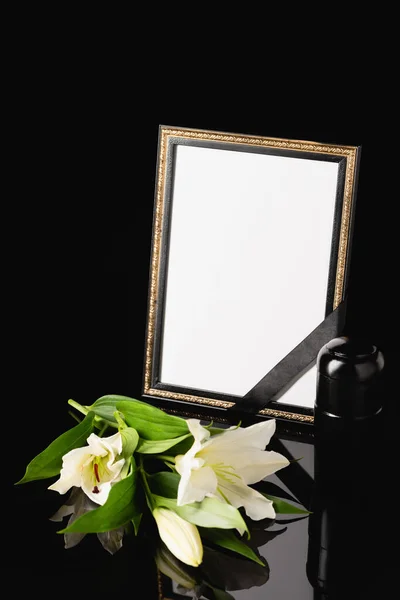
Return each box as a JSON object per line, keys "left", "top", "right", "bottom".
{"left": 144, "top": 126, "right": 358, "bottom": 426}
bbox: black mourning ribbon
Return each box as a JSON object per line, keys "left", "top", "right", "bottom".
{"left": 229, "top": 298, "right": 347, "bottom": 415}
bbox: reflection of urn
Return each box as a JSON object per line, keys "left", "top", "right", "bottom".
{"left": 306, "top": 434, "right": 387, "bottom": 598}
{"left": 307, "top": 337, "right": 386, "bottom": 598}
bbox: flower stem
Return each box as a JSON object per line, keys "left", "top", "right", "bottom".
{"left": 68, "top": 410, "right": 82, "bottom": 424}
{"left": 139, "top": 456, "right": 154, "bottom": 511}
{"left": 94, "top": 415, "right": 118, "bottom": 430}
{"left": 68, "top": 400, "right": 117, "bottom": 431}
{"left": 68, "top": 399, "right": 89, "bottom": 416}
{"left": 98, "top": 421, "right": 109, "bottom": 437}
{"left": 163, "top": 461, "right": 176, "bottom": 472}
{"left": 153, "top": 455, "right": 176, "bottom": 463}
{"left": 113, "top": 410, "right": 127, "bottom": 430}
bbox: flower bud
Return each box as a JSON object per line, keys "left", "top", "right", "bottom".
{"left": 153, "top": 507, "right": 203, "bottom": 567}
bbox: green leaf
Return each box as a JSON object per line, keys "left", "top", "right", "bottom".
{"left": 261, "top": 493, "right": 311, "bottom": 515}
{"left": 131, "top": 512, "right": 142, "bottom": 536}
{"left": 208, "top": 426, "right": 228, "bottom": 436}
{"left": 152, "top": 493, "right": 248, "bottom": 534}
{"left": 117, "top": 399, "right": 189, "bottom": 440}
{"left": 164, "top": 436, "right": 195, "bottom": 456}
{"left": 16, "top": 412, "right": 95, "bottom": 484}
{"left": 59, "top": 458, "right": 138, "bottom": 533}
{"left": 130, "top": 480, "right": 146, "bottom": 536}
{"left": 149, "top": 474, "right": 248, "bottom": 532}
{"left": 171, "top": 498, "right": 247, "bottom": 534}
{"left": 119, "top": 427, "right": 139, "bottom": 478}
{"left": 136, "top": 433, "right": 192, "bottom": 454}
{"left": 87, "top": 395, "right": 189, "bottom": 442}
{"left": 120, "top": 427, "right": 139, "bottom": 457}
{"left": 149, "top": 472, "right": 180, "bottom": 498}
{"left": 199, "top": 528, "right": 265, "bottom": 566}
{"left": 87, "top": 394, "right": 142, "bottom": 422}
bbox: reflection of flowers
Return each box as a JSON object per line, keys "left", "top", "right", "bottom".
{"left": 156, "top": 516, "right": 290, "bottom": 600}
{"left": 48, "top": 431, "right": 125, "bottom": 505}
{"left": 176, "top": 419, "right": 289, "bottom": 520}
{"left": 49, "top": 487, "right": 125, "bottom": 554}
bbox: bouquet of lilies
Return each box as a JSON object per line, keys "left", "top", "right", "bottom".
{"left": 17, "top": 395, "right": 308, "bottom": 567}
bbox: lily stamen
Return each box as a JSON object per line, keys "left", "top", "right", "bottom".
{"left": 94, "top": 462, "right": 100, "bottom": 483}
{"left": 212, "top": 463, "right": 242, "bottom": 484}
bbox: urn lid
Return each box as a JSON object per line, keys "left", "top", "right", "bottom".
{"left": 317, "top": 336, "right": 384, "bottom": 382}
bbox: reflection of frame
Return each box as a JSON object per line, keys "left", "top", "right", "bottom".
{"left": 142, "top": 126, "right": 361, "bottom": 430}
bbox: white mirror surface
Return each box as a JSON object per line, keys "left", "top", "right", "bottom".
{"left": 159, "top": 145, "right": 339, "bottom": 408}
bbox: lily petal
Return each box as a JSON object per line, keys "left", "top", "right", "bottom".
{"left": 87, "top": 432, "right": 123, "bottom": 459}
{"left": 210, "top": 449, "right": 290, "bottom": 485}
{"left": 81, "top": 456, "right": 125, "bottom": 505}
{"left": 105, "top": 456, "right": 125, "bottom": 478}
{"left": 201, "top": 419, "right": 276, "bottom": 454}
{"left": 186, "top": 419, "right": 211, "bottom": 444}
{"left": 86, "top": 433, "right": 109, "bottom": 457}
{"left": 177, "top": 466, "right": 218, "bottom": 506}
{"left": 48, "top": 447, "right": 91, "bottom": 495}
{"left": 82, "top": 478, "right": 112, "bottom": 505}
{"left": 218, "top": 480, "right": 276, "bottom": 521}
{"left": 100, "top": 431, "right": 123, "bottom": 456}
{"left": 175, "top": 440, "right": 204, "bottom": 476}
{"left": 48, "top": 432, "right": 125, "bottom": 506}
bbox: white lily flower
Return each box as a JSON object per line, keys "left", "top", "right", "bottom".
{"left": 175, "top": 419, "right": 289, "bottom": 521}
{"left": 48, "top": 432, "right": 125, "bottom": 505}
{"left": 153, "top": 507, "right": 203, "bottom": 567}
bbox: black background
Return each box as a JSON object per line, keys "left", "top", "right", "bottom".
{"left": 15, "top": 101, "right": 395, "bottom": 425}
{"left": 8, "top": 40, "right": 397, "bottom": 596}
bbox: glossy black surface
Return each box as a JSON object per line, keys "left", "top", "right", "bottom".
{"left": 10, "top": 384, "right": 395, "bottom": 599}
